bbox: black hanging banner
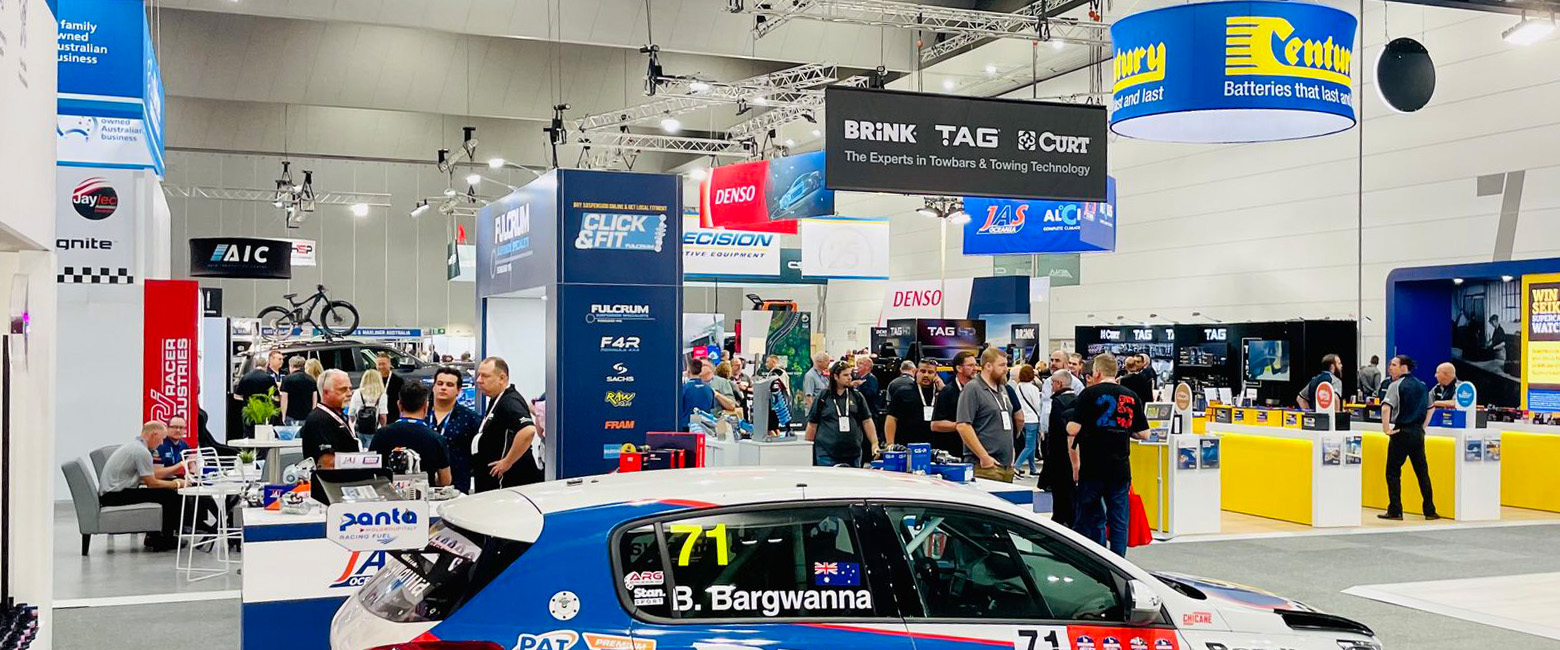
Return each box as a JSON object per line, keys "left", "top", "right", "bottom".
{"left": 199, "top": 287, "right": 223, "bottom": 317}
{"left": 825, "top": 86, "right": 1108, "bottom": 202}
{"left": 188, "top": 237, "right": 293, "bottom": 279}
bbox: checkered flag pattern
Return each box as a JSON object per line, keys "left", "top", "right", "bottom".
{"left": 57, "top": 267, "right": 134, "bottom": 285}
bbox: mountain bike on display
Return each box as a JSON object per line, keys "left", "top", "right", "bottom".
{"left": 258, "top": 284, "right": 360, "bottom": 343}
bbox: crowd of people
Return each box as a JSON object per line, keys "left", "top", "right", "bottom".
{"left": 98, "top": 352, "right": 542, "bottom": 552}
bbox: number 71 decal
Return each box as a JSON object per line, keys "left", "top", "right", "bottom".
{"left": 1014, "top": 627, "right": 1179, "bottom": 650}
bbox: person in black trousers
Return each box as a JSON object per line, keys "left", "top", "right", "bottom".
{"left": 1379, "top": 354, "right": 1440, "bottom": 520}
{"left": 472, "top": 357, "right": 543, "bottom": 491}
{"left": 1042, "top": 369, "right": 1080, "bottom": 528}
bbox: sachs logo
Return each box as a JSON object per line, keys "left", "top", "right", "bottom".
{"left": 72, "top": 178, "right": 119, "bottom": 220}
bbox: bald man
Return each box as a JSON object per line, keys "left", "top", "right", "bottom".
{"left": 1428, "top": 362, "right": 1459, "bottom": 410}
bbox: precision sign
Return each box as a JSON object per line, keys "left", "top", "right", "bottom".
{"left": 824, "top": 86, "right": 1107, "bottom": 202}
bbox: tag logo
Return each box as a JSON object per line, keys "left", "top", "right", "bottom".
{"left": 934, "top": 124, "right": 999, "bottom": 148}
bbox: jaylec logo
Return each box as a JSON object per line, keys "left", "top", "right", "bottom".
{"left": 575, "top": 213, "right": 667, "bottom": 252}
{"left": 1225, "top": 15, "right": 1352, "bottom": 85}
{"left": 71, "top": 177, "right": 118, "bottom": 220}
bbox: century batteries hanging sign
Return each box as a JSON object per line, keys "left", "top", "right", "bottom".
{"left": 824, "top": 87, "right": 1107, "bottom": 202}
{"left": 1110, "top": 0, "right": 1358, "bottom": 143}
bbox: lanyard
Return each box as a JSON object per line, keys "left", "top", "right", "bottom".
{"left": 315, "top": 403, "right": 347, "bottom": 427}
{"left": 395, "top": 417, "right": 423, "bottom": 426}
{"left": 917, "top": 384, "right": 933, "bottom": 408}
{"left": 831, "top": 391, "right": 851, "bottom": 418}
{"left": 981, "top": 378, "right": 1011, "bottom": 411}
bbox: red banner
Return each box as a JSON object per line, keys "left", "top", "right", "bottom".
{"left": 144, "top": 280, "right": 200, "bottom": 439}
{"left": 700, "top": 158, "right": 795, "bottom": 233}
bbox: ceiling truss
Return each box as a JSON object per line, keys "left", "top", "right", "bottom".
{"left": 731, "top": 0, "right": 1110, "bottom": 57}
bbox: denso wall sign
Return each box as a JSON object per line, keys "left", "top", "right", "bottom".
{"left": 879, "top": 279, "right": 974, "bottom": 324}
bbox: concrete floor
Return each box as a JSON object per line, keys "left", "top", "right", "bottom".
{"left": 51, "top": 501, "right": 1560, "bottom": 650}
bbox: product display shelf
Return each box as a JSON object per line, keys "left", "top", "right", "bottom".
{"left": 1206, "top": 421, "right": 1362, "bottom": 527}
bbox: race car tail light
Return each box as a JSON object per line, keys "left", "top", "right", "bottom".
{"left": 367, "top": 642, "right": 503, "bottom": 650}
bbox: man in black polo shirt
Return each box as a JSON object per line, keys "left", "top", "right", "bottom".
{"left": 375, "top": 353, "right": 406, "bottom": 421}
{"left": 1296, "top": 354, "right": 1344, "bottom": 410}
{"left": 370, "top": 382, "right": 451, "bottom": 487}
{"left": 1067, "top": 353, "right": 1150, "bottom": 556}
{"left": 929, "top": 351, "right": 979, "bottom": 458}
{"left": 278, "top": 356, "right": 317, "bottom": 425}
{"left": 1380, "top": 354, "right": 1440, "bottom": 520}
{"left": 300, "top": 369, "right": 359, "bottom": 468}
{"left": 1428, "top": 362, "right": 1459, "bottom": 409}
{"left": 885, "top": 360, "right": 939, "bottom": 447}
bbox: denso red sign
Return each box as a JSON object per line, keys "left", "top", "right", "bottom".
{"left": 892, "top": 289, "right": 942, "bottom": 307}
{"left": 879, "top": 280, "right": 974, "bottom": 324}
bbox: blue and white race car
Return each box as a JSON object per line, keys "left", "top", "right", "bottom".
{"left": 331, "top": 468, "right": 1379, "bottom": 650}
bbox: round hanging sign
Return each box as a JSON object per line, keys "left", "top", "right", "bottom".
{"left": 1110, "top": 0, "right": 1359, "bottom": 143}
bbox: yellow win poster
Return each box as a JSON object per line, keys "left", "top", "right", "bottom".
{"left": 1522, "top": 273, "right": 1560, "bottom": 412}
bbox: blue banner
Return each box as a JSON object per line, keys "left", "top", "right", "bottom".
{"left": 961, "top": 177, "right": 1116, "bottom": 255}
{"left": 477, "top": 172, "right": 558, "bottom": 298}
{"left": 56, "top": 0, "right": 164, "bottom": 173}
{"left": 1110, "top": 1, "right": 1357, "bottom": 143}
{"left": 560, "top": 170, "right": 681, "bottom": 286}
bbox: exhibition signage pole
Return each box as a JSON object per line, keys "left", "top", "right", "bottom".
{"left": 940, "top": 219, "right": 948, "bottom": 318}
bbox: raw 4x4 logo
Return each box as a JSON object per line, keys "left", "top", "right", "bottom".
{"left": 329, "top": 550, "right": 387, "bottom": 588}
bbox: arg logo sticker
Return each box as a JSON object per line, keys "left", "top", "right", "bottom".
{"left": 575, "top": 213, "right": 667, "bottom": 252}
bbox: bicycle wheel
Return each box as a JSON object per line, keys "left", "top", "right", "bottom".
{"left": 258, "top": 306, "right": 296, "bottom": 343}
{"left": 319, "top": 300, "right": 360, "bottom": 338}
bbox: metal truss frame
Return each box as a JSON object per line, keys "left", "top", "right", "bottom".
{"left": 163, "top": 185, "right": 392, "bottom": 207}
{"left": 575, "top": 63, "right": 838, "bottom": 133}
{"left": 575, "top": 132, "right": 755, "bottom": 157}
{"left": 918, "top": 0, "right": 1109, "bottom": 60}
{"left": 732, "top": 0, "right": 1108, "bottom": 58}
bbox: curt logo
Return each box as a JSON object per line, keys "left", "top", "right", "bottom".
{"left": 1113, "top": 43, "right": 1167, "bottom": 93}
{"left": 1225, "top": 16, "right": 1352, "bottom": 85}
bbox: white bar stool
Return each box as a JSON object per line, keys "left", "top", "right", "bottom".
{"left": 175, "top": 449, "right": 250, "bottom": 582}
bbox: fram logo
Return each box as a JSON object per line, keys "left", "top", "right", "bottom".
{"left": 328, "top": 550, "right": 387, "bottom": 588}
{"left": 71, "top": 177, "right": 118, "bottom": 220}
{"left": 1225, "top": 16, "right": 1352, "bottom": 85}
{"left": 604, "top": 420, "right": 636, "bottom": 430}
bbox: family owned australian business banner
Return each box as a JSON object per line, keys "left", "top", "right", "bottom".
{"left": 824, "top": 87, "right": 1108, "bottom": 202}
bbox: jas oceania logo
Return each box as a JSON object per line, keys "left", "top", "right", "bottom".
{"left": 72, "top": 178, "right": 119, "bottom": 221}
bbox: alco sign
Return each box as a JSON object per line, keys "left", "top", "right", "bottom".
{"left": 962, "top": 177, "right": 1117, "bottom": 255}
{"left": 825, "top": 87, "right": 1108, "bottom": 202}
{"left": 1109, "top": 1, "right": 1358, "bottom": 143}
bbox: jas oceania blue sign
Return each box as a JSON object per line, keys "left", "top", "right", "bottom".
{"left": 961, "top": 177, "right": 1117, "bottom": 255}
{"left": 1110, "top": 1, "right": 1357, "bottom": 143}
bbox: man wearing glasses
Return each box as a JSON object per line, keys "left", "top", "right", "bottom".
{"left": 155, "top": 416, "right": 193, "bottom": 473}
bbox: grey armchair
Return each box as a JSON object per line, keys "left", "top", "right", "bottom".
{"left": 61, "top": 457, "right": 162, "bottom": 555}
{"left": 88, "top": 444, "right": 119, "bottom": 478}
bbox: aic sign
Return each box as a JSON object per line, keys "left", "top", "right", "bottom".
{"left": 1110, "top": 1, "right": 1358, "bottom": 143}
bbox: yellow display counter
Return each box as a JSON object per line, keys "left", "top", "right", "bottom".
{"left": 1207, "top": 421, "right": 1362, "bottom": 527}
{"left": 1358, "top": 432, "right": 1458, "bottom": 518}
{"left": 1349, "top": 420, "right": 1503, "bottom": 521}
{"left": 1495, "top": 424, "right": 1560, "bottom": 513}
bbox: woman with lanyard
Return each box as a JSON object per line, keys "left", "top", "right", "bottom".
{"left": 805, "top": 360, "right": 879, "bottom": 467}
{"left": 425, "top": 367, "right": 480, "bottom": 493}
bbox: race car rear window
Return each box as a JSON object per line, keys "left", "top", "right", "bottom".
{"left": 615, "top": 506, "right": 882, "bottom": 620}
{"left": 356, "top": 521, "right": 531, "bottom": 623}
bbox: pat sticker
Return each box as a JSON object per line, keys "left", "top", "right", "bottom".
{"left": 623, "top": 570, "right": 664, "bottom": 589}
{"left": 583, "top": 633, "right": 655, "bottom": 650}
{"left": 516, "top": 630, "right": 579, "bottom": 650}
{"left": 548, "top": 591, "right": 580, "bottom": 621}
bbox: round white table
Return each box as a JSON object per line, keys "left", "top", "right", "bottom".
{"left": 228, "top": 438, "right": 302, "bottom": 484}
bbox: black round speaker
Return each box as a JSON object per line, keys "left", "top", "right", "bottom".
{"left": 1376, "top": 37, "right": 1435, "bottom": 113}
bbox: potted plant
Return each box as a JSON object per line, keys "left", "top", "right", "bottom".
{"left": 243, "top": 387, "right": 282, "bottom": 440}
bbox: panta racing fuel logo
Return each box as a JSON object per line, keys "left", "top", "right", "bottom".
{"left": 328, "top": 550, "right": 387, "bottom": 588}
{"left": 605, "top": 391, "right": 636, "bottom": 408}
{"left": 71, "top": 177, "right": 119, "bottom": 220}
{"left": 1225, "top": 16, "right": 1352, "bottom": 85}
{"left": 1113, "top": 43, "right": 1167, "bottom": 93}
{"left": 574, "top": 213, "right": 667, "bottom": 252}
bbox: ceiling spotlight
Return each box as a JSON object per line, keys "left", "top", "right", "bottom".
{"left": 942, "top": 79, "right": 956, "bottom": 90}
{"left": 465, "top": 173, "right": 482, "bottom": 185}
{"left": 784, "top": 138, "right": 796, "bottom": 147}
{"left": 1051, "top": 39, "right": 1065, "bottom": 50}
{"left": 916, "top": 206, "right": 943, "bottom": 219}
{"left": 488, "top": 157, "right": 505, "bottom": 169}
{"left": 811, "top": 129, "right": 821, "bottom": 137}
{"left": 350, "top": 203, "right": 370, "bottom": 217}
{"left": 949, "top": 209, "right": 970, "bottom": 224}
{"left": 443, "top": 187, "right": 457, "bottom": 197}
{"left": 660, "top": 115, "right": 682, "bottom": 133}
{"left": 1453, "top": 277, "right": 1465, "bottom": 285}
{"left": 1503, "top": 15, "right": 1555, "bottom": 46}
{"left": 410, "top": 200, "right": 430, "bottom": 218}
{"left": 751, "top": 95, "right": 768, "bottom": 106}
{"left": 689, "top": 81, "right": 712, "bottom": 93}
{"left": 984, "top": 64, "right": 997, "bottom": 75}
{"left": 690, "top": 167, "right": 709, "bottom": 181}
{"left": 1502, "top": 275, "right": 1515, "bottom": 282}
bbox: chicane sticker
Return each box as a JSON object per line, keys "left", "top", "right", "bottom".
{"left": 515, "top": 630, "right": 580, "bottom": 650}
{"left": 672, "top": 585, "right": 872, "bottom": 617}
{"left": 583, "top": 633, "right": 655, "bottom": 650}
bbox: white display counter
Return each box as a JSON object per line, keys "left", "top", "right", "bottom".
{"left": 1347, "top": 420, "right": 1501, "bottom": 521}
{"left": 1206, "top": 422, "right": 1362, "bottom": 527}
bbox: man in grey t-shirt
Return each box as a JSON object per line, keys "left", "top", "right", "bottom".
{"left": 957, "top": 348, "right": 1018, "bottom": 482}
{"left": 801, "top": 352, "right": 832, "bottom": 412}
{"left": 98, "top": 421, "right": 192, "bottom": 551}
